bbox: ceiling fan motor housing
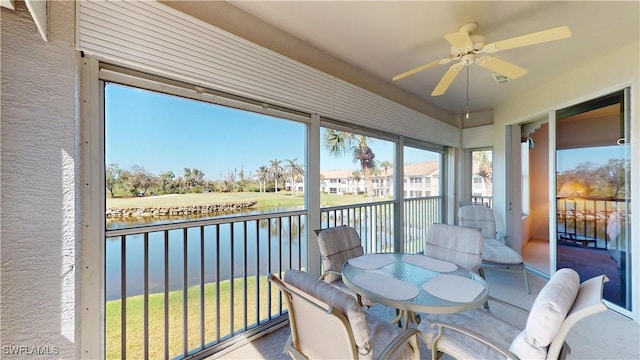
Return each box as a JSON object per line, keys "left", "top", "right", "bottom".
{"left": 460, "top": 53, "right": 475, "bottom": 65}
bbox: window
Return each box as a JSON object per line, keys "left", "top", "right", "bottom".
{"left": 470, "top": 149, "right": 493, "bottom": 205}
{"left": 320, "top": 126, "right": 394, "bottom": 203}
{"left": 105, "top": 83, "right": 306, "bottom": 224}
{"left": 104, "top": 82, "right": 308, "bottom": 357}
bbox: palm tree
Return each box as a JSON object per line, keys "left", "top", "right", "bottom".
{"left": 351, "top": 171, "right": 362, "bottom": 195}
{"left": 371, "top": 165, "right": 383, "bottom": 197}
{"left": 324, "top": 129, "right": 376, "bottom": 199}
{"left": 473, "top": 151, "right": 493, "bottom": 196}
{"left": 380, "top": 160, "right": 392, "bottom": 197}
{"left": 256, "top": 165, "right": 269, "bottom": 192}
{"left": 268, "top": 158, "right": 283, "bottom": 193}
{"left": 284, "top": 158, "right": 304, "bottom": 196}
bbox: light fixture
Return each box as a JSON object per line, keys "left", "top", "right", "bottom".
{"left": 558, "top": 180, "right": 585, "bottom": 198}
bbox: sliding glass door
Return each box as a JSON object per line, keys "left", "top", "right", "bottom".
{"left": 555, "top": 89, "right": 631, "bottom": 310}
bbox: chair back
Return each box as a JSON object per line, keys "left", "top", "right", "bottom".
{"left": 316, "top": 226, "right": 364, "bottom": 283}
{"left": 270, "top": 270, "right": 372, "bottom": 360}
{"left": 424, "top": 224, "right": 483, "bottom": 272}
{"left": 508, "top": 268, "right": 609, "bottom": 359}
{"left": 546, "top": 273, "right": 609, "bottom": 359}
{"left": 458, "top": 205, "right": 497, "bottom": 239}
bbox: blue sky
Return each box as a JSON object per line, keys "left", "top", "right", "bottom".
{"left": 557, "top": 146, "right": 628, "bottom": 173}
{"left": 105, "top": 83, "right": 437, "bottom": 180}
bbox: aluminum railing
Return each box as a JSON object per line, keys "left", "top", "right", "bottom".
{"left": 470, "top": 195, "right": 493, "bottom": 208}
{"left": 106, "top": 196, "right": 442, "bottom": 359}
{"left": 557, "top": 197, "right": 629, "bottom": 250}
{"left": 320, "top": 200, "right": 396, "bottom": 253}
{"left": 105, "top": 211, "right": 306, "bottom": 359}
{"left": 403, "top": 196, "right": 442, "bottom": 254}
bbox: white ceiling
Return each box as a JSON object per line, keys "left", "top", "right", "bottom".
{"left": 227, "top": 1, "right": 639, "bottom": 115}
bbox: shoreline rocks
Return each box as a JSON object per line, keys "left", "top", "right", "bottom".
{"left": 105, "top": 201, "right": 258, "bottom": 218}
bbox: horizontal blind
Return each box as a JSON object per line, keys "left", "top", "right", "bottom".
{"left": 77, "top": 0, "right": 459, "bottom": 145}
{"left": 332, "top": 79, "right": 419, "bottom": 138}
{"left": 416, "top": 114, "right": 460, "bottom": 147}
{"left": 78, "top": 1, "right": 333, "bottom": 115}
{"left": 462, "top": 125, "right": 494, "bottom": 148}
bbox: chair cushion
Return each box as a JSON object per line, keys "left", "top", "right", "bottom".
{"left": 509, "top": 268, "right": 580, "bottom": 359}
{"left": 366, "top": 313, "right": 416, "bottom": 360}
{"left": 317, "top": 226, "right": 364, "bottom": 283}
{"left": 458, "top": 205, "right": 497, "bottom": 239}
{"left": 284, "top": 270, "right": 373, "bottom": 358}
{"left": 425, "top": 224, "right": 483, "bottom": 272}
{"left": 418, "top": 308, "right": 522, "bottom": 360}
{"left": 483, "top": 239, "right": 524, "bottom": 264}
{"left": 331, "top": 279, "right": 375, "bottom": 307}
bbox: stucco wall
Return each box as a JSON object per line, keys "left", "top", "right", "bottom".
{"left": 1, "top": 1, "right": 78, "bottom": 357}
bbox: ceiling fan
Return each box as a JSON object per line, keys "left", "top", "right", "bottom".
{"left": 392, "top": 22, "right": 572, "bottom": 96}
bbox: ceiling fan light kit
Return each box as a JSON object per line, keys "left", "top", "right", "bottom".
{"left": 493, "top": 73, "right": 511, "bottom": 84}
{"left": 392, "top": 22, "right": 572, "bottom": 97}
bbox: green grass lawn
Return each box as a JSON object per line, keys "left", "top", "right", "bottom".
{"left": 106, "top": 191, "right": 388, "bottom": 210}
{"left": 106, "top": 275, "right": 284, "bottom": 359}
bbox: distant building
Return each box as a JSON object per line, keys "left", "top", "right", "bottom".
{"left": 402, "top": 161, "right": 440, "bottom": 198}
{"left": 317, "top": 161, "right": 440, "bottom": 198}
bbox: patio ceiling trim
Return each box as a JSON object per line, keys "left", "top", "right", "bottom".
{"left": 1, "top": 0, "right": 47, "bottom": 41}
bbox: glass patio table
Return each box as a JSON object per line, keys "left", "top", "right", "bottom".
{"left": 342, "top": 252, "right": 489, "bottom": 328}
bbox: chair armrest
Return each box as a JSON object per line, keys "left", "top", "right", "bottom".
{"left": 378, "top": 328, "right": 420, "bottom": 360}
{"left": 430, "top": 322, "right": 520, "bottom": 360}
{"left": 319, "top": 270, "right": 342, "bottom": 281}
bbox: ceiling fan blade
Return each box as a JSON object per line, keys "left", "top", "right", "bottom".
{"left": 444, "top": 31, "right": 473, "bottom": 51}
{"left": 431, "top": 63, "right": 463, "bottom": 96}
{"left": 476, "top": 56, "right": 528, "bottom": 79}
{"left": 392, "top": 57, "right": 452, "bottom": 81}
{"left": 483, "top": 26, "right": 572, "bottom": 52}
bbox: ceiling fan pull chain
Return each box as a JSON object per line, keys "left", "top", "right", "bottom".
{"left": 466, "top": 66, "right": 470, "bottom": 119}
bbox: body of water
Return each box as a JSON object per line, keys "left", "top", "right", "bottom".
{"left": 106, "top": 209, "right": 306, "bottom": 301}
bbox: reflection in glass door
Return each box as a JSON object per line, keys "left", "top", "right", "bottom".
{"left": 555, "top": 89, "right": 631, "bottom": 310}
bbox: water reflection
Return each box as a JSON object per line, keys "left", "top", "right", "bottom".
{"left": 106, "top": 208, "right": 306, "bottom": 301}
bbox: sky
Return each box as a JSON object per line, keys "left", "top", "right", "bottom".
{"left": 105, "top": 83, "right": 438, "bottom": 180}
{"left": 557, "top": 146, "right": 629, "bottom": 173}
